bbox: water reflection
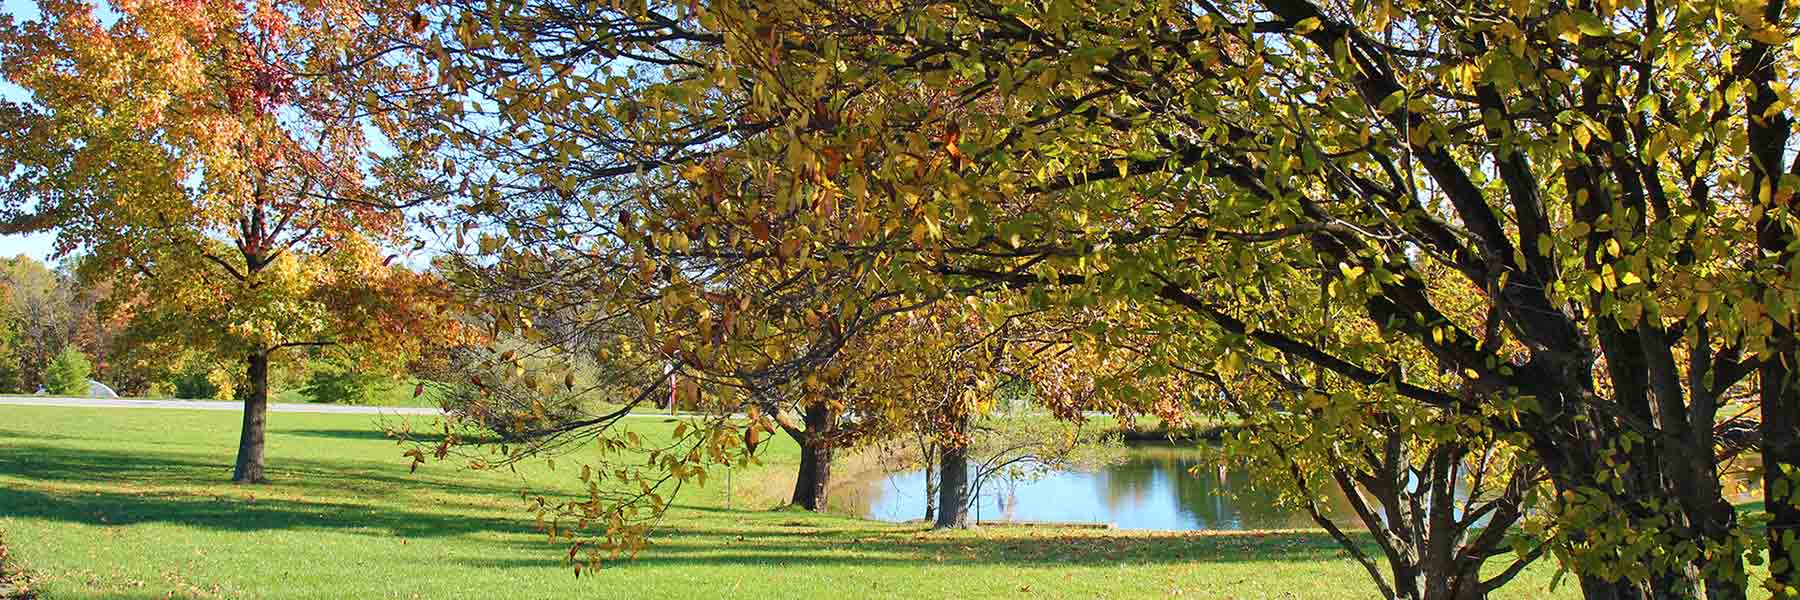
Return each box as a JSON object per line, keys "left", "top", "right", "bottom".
{"left": 835, "top": 446, "right": 1355, "bottom": 531}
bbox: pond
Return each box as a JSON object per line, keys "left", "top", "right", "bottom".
{"left": 832, "top": 445, "right": 1355, "bottom": 531}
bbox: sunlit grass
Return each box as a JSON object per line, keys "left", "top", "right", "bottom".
{"left": 0, "top": 405, "right": 1580, "bottom": 599}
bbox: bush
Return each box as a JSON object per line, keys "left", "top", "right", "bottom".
{"left": 42, "top": 346, "right": 91, "bottom": 396}
{"left": 161, "top": 365, "right": 231, "bottom": 400}
{"left": 300, "top": 362, "right": 381, "bottom": 404}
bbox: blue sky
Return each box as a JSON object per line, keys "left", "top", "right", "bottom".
{"left": 0, "top": 232, "right": 56, "bottom": 263}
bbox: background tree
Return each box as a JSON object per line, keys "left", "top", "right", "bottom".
{"left": 0, "top": 265, "right": 26, "bottom": 393}
{"left": 0, "top": 255, "right": 108, "bottom": 391}
{"left": 0, "top": 0, "right": 458, "bottom": 482}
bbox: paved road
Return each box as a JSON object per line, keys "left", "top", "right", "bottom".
{"left": 0, "top": 396, "right": 448, "bottom": 415}
{"left": 0, "top": 397, "right": 715, "bottom": 420}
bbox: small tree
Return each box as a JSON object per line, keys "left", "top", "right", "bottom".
{"left": 959, "top": 416, "right": 1123, "bottom": 523}
{"left": 41, "top": 346, "right": 90, "bottom": 396}
{"left": 427, "top": 345, "right": 596, "bottom": 440}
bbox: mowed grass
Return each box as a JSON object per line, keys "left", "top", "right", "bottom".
{"left": 0, "top": 405, "right": 1581, "bottom": 599}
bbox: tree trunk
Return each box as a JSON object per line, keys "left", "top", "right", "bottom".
{"left": 232, "top": 350, "right": 270, "bottom": 484}
{"left": 934, "top": 443, "right": 971, "bottom": 529}
{"left": 922, "top": 442, "right": 938, "bottom": 523}
{"left": 788, "top": 402, "right": 836, "bottom": 511}
{"left": 1764, "top": 354, "right": 1800, "bottom": 591}
{"left": 1391, "top": 561, "right": 1485, "bottom": 600}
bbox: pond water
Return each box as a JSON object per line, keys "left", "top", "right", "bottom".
{"left": 832, "top": 445, "right": 1354, "bottom": 531}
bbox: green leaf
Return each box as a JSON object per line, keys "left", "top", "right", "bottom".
{"left": 1572, "top": 10, "right": 1610, "bottom": 36}
{"left": 1379, "top": 90, "right": 1407, "bottom": 113}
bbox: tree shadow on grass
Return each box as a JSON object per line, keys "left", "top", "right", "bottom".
{"left": 284, "top": 428, "right": 459, "bottom": 444}
{"left": 0, "top": 484, "right": 543, "bottom": 540}
{"left": 0, "top": 436, "right": 1368, "bottom": 575}
{"left": 455, "top": 513, "right": 1360, "bottom": 571}
{"left": 0, "top": 441, "right": 774, "bottom": 544}
{"left": 0, "top": 442, "right": 563, "bottom": 540}
{"left": 0, "top": 441, "right": 538, "bottom": 497}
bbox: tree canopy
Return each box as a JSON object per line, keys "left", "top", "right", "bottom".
{"left": 393, "top": 0, "right": 1800, "bottom": 596}
{"left": 6, "top": 0, "right": 1797, "bottom": 596}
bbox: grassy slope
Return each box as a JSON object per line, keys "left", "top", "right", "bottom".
{"left": 0, "top": 406, "right": 1581, "bottom": 599}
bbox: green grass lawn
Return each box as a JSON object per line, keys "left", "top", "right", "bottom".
{"left": 0, "top": 405, "right": 1581, "bottom": 599}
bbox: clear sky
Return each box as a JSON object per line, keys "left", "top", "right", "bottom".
{"left": 0, "top": 232, "right": 58, "bottom": 263}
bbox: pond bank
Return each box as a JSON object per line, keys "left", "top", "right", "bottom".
{"left": 1113, "top": 424, "right": 1233, "bottom": 443}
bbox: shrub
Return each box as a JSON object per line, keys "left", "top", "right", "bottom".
{"left": 42, "top": 346, "right": 91, "bottom": 396}
{"left": 161, "top": 365, "right": 229, "bottom": 400}
{"left": 299, "top": 362, "right": 381, "bottom": 404}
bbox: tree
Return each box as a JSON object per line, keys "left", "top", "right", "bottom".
{"left": 40, "top": 345, "right": 90, "bottom": 396}
{"left": 381, "top": 0, "right": 1791, "bottom": 595}
{"left": 0, "top": 272, "right": 25, "bottom": 393}
{"left": 0, "top": 255, "right": 104, "bottom": 391}
{"left": 1210, "top": 354, "right": 1546, "bottom": 600}
{"left": 961, "top": 415, "right": 1122, "bottom": 522}
{"left": 660, "top": 0, "right": 1796, "bottom": 596}
{"left": 0, "top": 0, "right": 459, "bottom": 483}
{"left": 758, "top": 298, "right": 1024, "bottom": 513}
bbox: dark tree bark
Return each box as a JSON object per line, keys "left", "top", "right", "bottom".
{"left": 787, "top": 402, "right": 837, "bottom": 511}
{"left": 934, "top": 443, "right": 972, "bottom": 529}
{"left": 921, "top": 442, "right": 939, "bottom": 523}
{"left": 1745, "top": 0, "right": 1799, "bottom": 587}
{"left": 1765, "top": 355, "right": 1800, "bottom": 589}
{"left": 232, "top": 350, "right": 270, "bottom": 484}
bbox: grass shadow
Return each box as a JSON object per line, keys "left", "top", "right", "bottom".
{"left": 455, "top": 513, "right": 1360, "bottom": 571}
{"left": 0, "top": 441, "right": 535, "bottom": 497}
{"left": 0, "top": 485, "right": 539, "bottom": 540}
{"left": 0, "top": 441, "right": 568, "bottom": 541}
{"left": 285, "top": 428, "right": 457, "bottom": 444}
